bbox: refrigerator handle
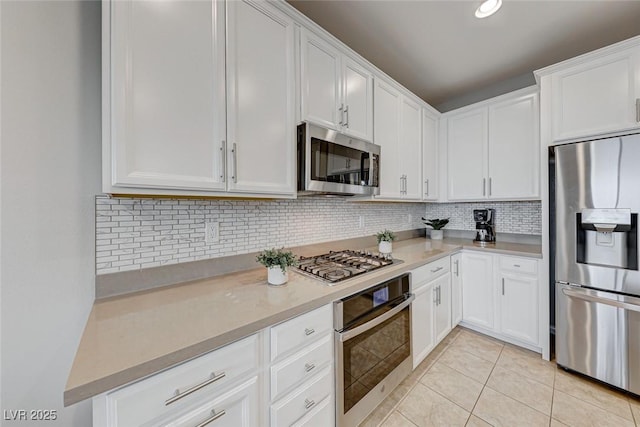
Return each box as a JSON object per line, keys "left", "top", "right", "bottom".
{"left": 562, "top": 287, "right": 640, "bottom": 313}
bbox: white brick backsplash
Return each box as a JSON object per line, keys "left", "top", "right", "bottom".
{"left": 96, "top": 196, "right": 541, "bottom": 274}
{"left": 424, "top": 201, "right": 541, "bottom": 235}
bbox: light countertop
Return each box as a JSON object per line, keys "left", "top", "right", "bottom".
{"left": 64, "top": 237, "right": 541, "bottom": 406}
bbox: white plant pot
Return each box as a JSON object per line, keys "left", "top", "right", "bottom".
{"left": 378, "top": 241, "right": 393, "bottom": 254}
{"left": 267, "top": 266, "right": 288, "bottom": 286}
{"left": 430, "top": 229, "right": 444, "bottom": 240}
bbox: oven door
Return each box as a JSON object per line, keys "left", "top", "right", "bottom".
{"left": 335, "top": 295, "right": 414, "bottom": 427}
{"left": 298, "top": 122, "right": 380, "bottom": 196}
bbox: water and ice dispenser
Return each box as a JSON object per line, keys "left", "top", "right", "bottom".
{"left": 576, "top": 208, "right": 638, "bottom": 270}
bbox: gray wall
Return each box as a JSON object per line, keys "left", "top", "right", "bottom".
{"left": 1, "top": 1, "right": 100, "bottom": 425}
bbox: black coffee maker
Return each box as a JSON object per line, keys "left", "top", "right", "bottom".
{"left": 473, "top": 209, "right": 496, "bottom": 244}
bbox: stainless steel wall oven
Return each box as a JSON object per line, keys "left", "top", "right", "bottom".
{"left": 334, "top": 273, "right": 414, "bottom": 426}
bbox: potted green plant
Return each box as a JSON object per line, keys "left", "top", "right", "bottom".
{"left": 422, "top": 217, "right": 450, "bottom": 240}
{"left": 375, "top": 229, "right": 396, "bottom": 254}
{"left": 256, "top": 248, "right": 297, "bottom": 286}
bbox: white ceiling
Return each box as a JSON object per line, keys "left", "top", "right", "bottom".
{"left": 287, "top": 0, "right": 640, "bottom": 111}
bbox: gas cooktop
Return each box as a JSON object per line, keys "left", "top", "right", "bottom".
{"left": 294, "top": 250, "right": 395, "bottom": 285}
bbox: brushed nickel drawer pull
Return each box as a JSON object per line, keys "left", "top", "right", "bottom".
{"left": 231, "top": 143, "right": 238, "bottom": 184}
{"left": 165, "top": 372, "right": 226, "bottom": 406}
{"left": 431, "top": 266, "right": 443, "bottom": 273}
{"left": 195, "top": 409, "right": 226, "bottom": 427}
{"left": 304, "top": 362, "right": 316, "bottom": 372}
{"left": 502, "top": 278, "right": 505, "bottom": 295}
{"left": 304, "top": 328, "right": 315, "bottom": 336}
{"left": 304, "top": 398, "right": 315, "bottom": 410}
{"left": 513, "top": 264, "right": 521, "bottom": 268}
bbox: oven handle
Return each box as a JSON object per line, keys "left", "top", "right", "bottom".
{"left": 338, "top": 295, "right": 414, "bottom": 342}
{"left": 562, "top": 287, "right": 640, "bottom": 313}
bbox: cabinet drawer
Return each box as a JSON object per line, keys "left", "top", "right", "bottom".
{"left": 107, "top": 334, "right": 260, "bottom": 427}
{"left": 291, "top": 395, "right": 333, "bottom": 427}
{"left": 270, "top": 304, "right": 332, "bottom": 361}
{"left": 270, "top": 367, "right": 333, "bottom": 427}
{"left": 411, "top": 256, "right": 450, "bottom": 288}
{"left": 499, "top": 256, "right": 537, "bottom": 275}
{"left": 164, "top": 376, "right": 260, "bottom": 427}
{"left": 271, "top": 334, "right": 333, "bottom": 401}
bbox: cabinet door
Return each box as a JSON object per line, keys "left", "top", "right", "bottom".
{"left": 342, "top": 57, "right": 373, "bottom": 141}
{"left": 109, "top": 0, "right": 226, "bottom": 191}
{"left": 450, "top": 253, "right": 462, "bottom": 326}
{"left": 499, "top": 272, "right": 538, "bottom": 346}
{"left": 422, "top": 110, "right": 439, "bottom": 201}
{"left": 300, "top": 30, "right": 342, "bottom": 130}
{"left": 551, "top": 49, "right": 640, "bottom": 142}
{"left": 226, "top": 0, "right": 295, "bottom": 195}
{"left": 461, "top": 252, "right": 494, "bottom": 330}
{"left": 411, "top": 283, "right": 435, "bottom": 368}
{"left": 447, "top": 109, "right": 488, "bottom": 200}
{"left": 434, "top": 274, "right": 451, "bottom": 343}
{"left": 488, "top": 93, "right": 539, "bottom": 199}
{"left": 374, "top": 79, "right": 402, "bottom": 198}
{"left": 400, "top": 97, "right": 423, "bottom": 200}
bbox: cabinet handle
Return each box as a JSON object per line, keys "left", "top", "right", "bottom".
{"left": 304, "top": 398, "right": 316, "bottom": 410}
{"left": 488, "top": 177, "right": 492, "bottom": 196}
{"left": 345, "top": 105, "right": 349, "bottom": 128}
{"left": 454, "top": 260, "right": 459, "bottom": 276}
{"left": 482, "top": 178, "right": 486, "bottom": 196}
{"left": 636, "top": 98, "right": 640, "bottom": 123}
{"left": 165, "top": 372, "right": 226, "bottom": 405}
{"left": 339, "top": 104, "right": 344, "bottom": 126}
{"left": 502, "top": 278, "right": 505, "bottom": 295}
{"left": 195, "top": 409, "right": 226, "bottom": 427}
{"left": 231, "top": 143, "right": 238, "bottom": 184}
{"left": 305, "top": 362, "right": 316, "bottom": 372}
{"left": 220, "top": 140, "right": 226, "bottom": 182}
{"left": 404, "top": 175, "right": 407, "bottom": 194}
{"left": 431, "top": 266, "right": 443, "bottom": 273}
{"left": 437, "top": 285, "right": 441, "bottom": 305}
{"left": 513, "top": 264, "right": 521, "bottom": 268}
{"left": 424, "top": 179, "right": 429, "bottom": 197}
{"left": 304, "top": 327, "right": 315, "bottom": 336}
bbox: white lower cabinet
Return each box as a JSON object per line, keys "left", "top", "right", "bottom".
{"left": 450, "top": 253, "right": 462, "bottom": 326}
{"left": 269, "top": 304, "right": 335, "bottom": 427}
{"left": 461, "top": 252, "right": 494, "bottom": 330}
{"left": 92, "top": 333, "right": 264, "bottom": 427}
{"left": 461, "top": 251, "right": 540, "bottom": 350}
{"left": 164, "top": 377, "right": 260, "bottom": 427}
{"left": 93, "top": 304, "right": 336, "bottom": 427}
{"left": 410, "top": 258, "right": 451, "bottom": 368}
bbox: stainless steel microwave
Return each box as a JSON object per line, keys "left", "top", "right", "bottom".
{"left": 297, "top": 122, "right": 380, "bottom": 196}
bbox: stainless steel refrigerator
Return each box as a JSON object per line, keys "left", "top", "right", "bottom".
{"left": 555, "top": 133, "right": 640, "bottom": 394}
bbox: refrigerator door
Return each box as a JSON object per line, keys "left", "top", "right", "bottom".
{"left": 556, "top": 283, "right": 640, "bottom": 394}
{"left": 555, "top": 134, "right": 640, "bottom": 296}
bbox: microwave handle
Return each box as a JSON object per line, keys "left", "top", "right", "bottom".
{"left": 360, "top": 152, "right": 369, "bottom": 186}
{"left": 366, "top": 153, "right": 377, "bottom": 187}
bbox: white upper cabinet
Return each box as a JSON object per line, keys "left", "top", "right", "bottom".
{"left": 104, "top": 0, "right": 295, "bottom": 197}
{"left": 374, "top": 79, "right": 402, "bottom": 198}
{"left": 226, "top": 0, "right": 295, "bottom": 195}
{"left": 446, "top": 88, "right": 539, "bottom": 201}
{"left": 545, "top": 42, "right": 640, "bottom": 142}
{"left": 374, "top": 77, "right": 423, "bottom": 200}
{"left": 400, "top": 97, "right": 423, "bottom": 200}
{"left": 488, "top": 92, "right": 539, "bottom": 199}
{"left": 447, "top": 109, "right": 488, "bottom": 200}
{"left": 422, "top": 109, "right": 439, "bottom": 201}
{"left": 300, "top": 30, "right": 373, "bottom": 141}
{"left": 300, "top": 32, "right": 341, "bottom": 131}
{"left": 106, "top": 0, "right": 226, "bottom": 192}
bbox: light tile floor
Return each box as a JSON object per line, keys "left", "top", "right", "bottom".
{"left": 360, "top": 327, "right": 640, "bottom": 427}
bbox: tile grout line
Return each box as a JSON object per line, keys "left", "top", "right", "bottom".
{"left": 466, "top": 344, "right": 505, "bottom": 426}
{"left": 379, "top": 329, "right": 461, "bottom": 427}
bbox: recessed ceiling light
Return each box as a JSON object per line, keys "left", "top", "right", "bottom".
{"left": 475, "top": 0, "right": 502, "bottom": 18}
